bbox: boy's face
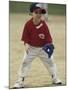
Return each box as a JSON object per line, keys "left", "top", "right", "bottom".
{"left": 32, "top": 9, "right": 42, "bottom": 19}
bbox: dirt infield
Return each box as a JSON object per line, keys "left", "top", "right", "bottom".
{"left": 9, "top": 13, "right": 66, "bottom": 88}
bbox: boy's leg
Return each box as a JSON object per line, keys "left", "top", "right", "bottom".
{"left": 13, "top": 47, "right": 38, "bottom": 88}
{"left": 13, "top": 52, "right": 33, "bottom": 88}
{"left": 39, "top": 49, "right": 62, "bottom": 85}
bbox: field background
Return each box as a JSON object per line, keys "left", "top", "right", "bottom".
{"left": 9, "top": 1, "right": 66, "bottom": 88}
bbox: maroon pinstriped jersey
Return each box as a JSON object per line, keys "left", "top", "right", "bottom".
{"left": 21, "top": 18, "right": 52, "bottom": 47}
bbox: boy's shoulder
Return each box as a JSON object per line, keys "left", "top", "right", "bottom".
{"left": 41, "top": 20, "right": 48, "bottom": 27}
{"left": 25, "top": 18, "right": 47, "bottom": 27}
{"left": 25, "top": 18, "right": 33, "bottom": 26}
{"left": 41, "top": 20, "right": 47, "bottom": 24}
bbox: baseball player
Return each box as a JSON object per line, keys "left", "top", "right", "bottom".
{"left": 13, "top": 3, "right": 62, "bottom": 89}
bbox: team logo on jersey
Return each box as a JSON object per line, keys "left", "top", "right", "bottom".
{"left": 38, "top": 33, "right": 45, "bottom": 39}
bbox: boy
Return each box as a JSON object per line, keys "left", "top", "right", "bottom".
{"left": 13, "top": 3, "right": 62, "bottom": 89}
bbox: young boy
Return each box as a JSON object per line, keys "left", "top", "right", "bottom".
{"left": 13, "top": 3, "right": 62, "bottom": 89}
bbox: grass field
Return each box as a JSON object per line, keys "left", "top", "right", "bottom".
{"left": 9, "top": 13, "right": 66, "bottom": 88}
{"left": 9, "top": 1, "right": 66, "bottom": 15}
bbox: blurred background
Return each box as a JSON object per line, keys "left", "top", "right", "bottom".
{"left": 9, "top": 1, "right": 66, "bottom": 15}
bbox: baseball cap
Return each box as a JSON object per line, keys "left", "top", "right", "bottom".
{"left": 30, "top": 3, "right": 46, "bottom": 14}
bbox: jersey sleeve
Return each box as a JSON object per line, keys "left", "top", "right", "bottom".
{"left": 21, "top": 23, "right": 31, "bottom": 44}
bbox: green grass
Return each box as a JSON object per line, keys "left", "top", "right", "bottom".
{"left": 9, "top": 1, "right": 66, "bottom": 15}
{"left": 48, "top": 4, "right": 66, "bottom": 15}
{"left": 9, "top": 1, "right": 31, "bottom": 13}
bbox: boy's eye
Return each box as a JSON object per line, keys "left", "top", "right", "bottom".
{"left": 34, "top": 9, "right": 42, "bottom": 14}
{"left": 34, "top": 11, "right": 42, "bottom": 14}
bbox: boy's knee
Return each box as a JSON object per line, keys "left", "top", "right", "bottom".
{"left": 23, "top": 61, "right": 28, "bottom": 67}
{"left": 23, "top": 60, "right": 31, "bottom": 67}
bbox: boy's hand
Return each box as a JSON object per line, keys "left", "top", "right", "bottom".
{"left": 42, "top": 43, "right": 54, "bottom": 58}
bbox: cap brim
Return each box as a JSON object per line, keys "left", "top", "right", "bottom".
{"left": 33, "top": 7, "right": 46, "bottom": 14}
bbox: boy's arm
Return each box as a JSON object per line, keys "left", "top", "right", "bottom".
{"left": 21, "top": 23, "right": 31, "bottom": 45}
{"left": 24, "top": 42, "right": 30, "bottom": 54}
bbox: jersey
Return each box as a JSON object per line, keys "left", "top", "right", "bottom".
{"left": 21, "top": 18, "right": 52, "bottom": 47}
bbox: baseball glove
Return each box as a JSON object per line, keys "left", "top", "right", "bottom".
{"left": 42, "top": 43, "right": 54, "bottom": 58}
